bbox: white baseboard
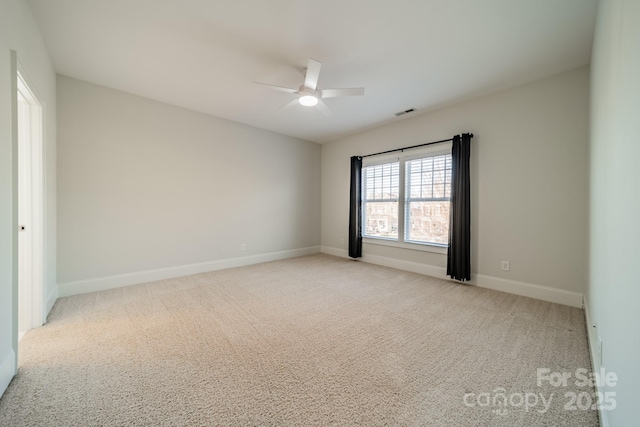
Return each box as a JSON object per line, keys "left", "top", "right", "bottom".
{"left": 475, "top": 274, "right": 583, "bottom": 308}
{"left": 0, "top": 349, "right": 16, "bottom": 399}
{"left": 583, "top": 297, "right": 609, "bottom": 427}
{"left": 58, "top": 246, "right": 321, "bottom": 297}
{"left": 583, "top": 296, "right": 598, "bottom": 369}
{"left": 45, "top": 285, "right": 58, "bottom": 319}
{"left": 319, "top": 246, "right": 350, "bottom": 259}
{"left": 320, "top": 246, "right": 583, "bottom": 308}
{"left": 364, "top": 252, "right": 447, "bottom": 279}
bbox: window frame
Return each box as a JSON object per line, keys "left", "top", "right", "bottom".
{"left": 361, "top": 144, "right": 452, "bottom": 255}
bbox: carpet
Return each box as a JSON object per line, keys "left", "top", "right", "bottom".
{"left": 0, "top": 254, "right": 598, "bottom": 426}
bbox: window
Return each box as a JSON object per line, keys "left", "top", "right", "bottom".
{"left": 362, "top": 150, "right": 452, "bottom": 249}
{"left": 362, "top": 162, "right": 399, "bottom": 239}
{"left": 405, "top": 155, "right": 452, "bottom": 245}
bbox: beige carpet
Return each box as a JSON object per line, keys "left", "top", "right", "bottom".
{"left": 0, "top": 254, "right": 598, "bottom": 426}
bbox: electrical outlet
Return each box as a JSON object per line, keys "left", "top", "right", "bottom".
{"left": 219, "top": 246, "right": 223, "bottom": 253}
{"left": 501, "top": 260, "right": 510, "bottom": 271}
{"left": 340, "top": 238, "right": 345, "bottom": 246}
{"left": 240, "top": 243, "right": 246, "bottom": 251}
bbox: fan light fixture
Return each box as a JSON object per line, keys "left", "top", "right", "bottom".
{"left": 254, "top": 59, "right": 364, "bottom": 115}
{"left": 298, "top": 95, "right": 318, "bottom": 107}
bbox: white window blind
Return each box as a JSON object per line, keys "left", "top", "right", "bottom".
{"left": 405, "top": 154, "right": 452, "bottom": 244}
{"left": 362, "top": 162, "right": 399, "bottom": 239}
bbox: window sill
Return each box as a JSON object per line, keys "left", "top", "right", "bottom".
{"left": 363, "top": 237, "right": 448, "bottom": 255}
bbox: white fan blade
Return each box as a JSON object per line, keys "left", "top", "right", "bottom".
{"left": 276, "top": 99, "right": 299, "bottom": 112}
{"left": 254, "top": 82, "right": 299, "bottom": 94}
{"left": 316, "top": 99, "right": 333, "bottom": 116}
{"left": 320, "top": 87, "right": 365, "bottom": 98}
{"left": 304, "top": 59, "right": 322, "bottom": 91}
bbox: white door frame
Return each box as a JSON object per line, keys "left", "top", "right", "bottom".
{"left": 16, "top": 66, "right": 44, "bottom": 337}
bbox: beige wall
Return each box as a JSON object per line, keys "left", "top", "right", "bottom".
{"left": 57, "top": 76, "right": 320, "bottom": 285}
{"left": 588, "top": 0, "right": 640, "bottom": 425}
{"left": 0, "top": 0, "right": 57, "bottom": 397}
{"left": 321, "top": 66, "right": 590, "bottom": 294}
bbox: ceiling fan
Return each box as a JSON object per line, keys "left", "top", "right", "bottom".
{"left": 254, "top": 59, "right": 364, "bottom": 116}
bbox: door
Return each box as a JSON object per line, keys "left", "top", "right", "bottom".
{"left": 17, "top": 70, "right": 44, "bottom": 339}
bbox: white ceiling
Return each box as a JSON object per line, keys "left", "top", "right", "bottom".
{"left": 28, "top": 0, "right": 598, "bottom": 143}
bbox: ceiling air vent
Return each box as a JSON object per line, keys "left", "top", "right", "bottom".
{"left": 395, "top": 108, "right": 416, "bottom": 117}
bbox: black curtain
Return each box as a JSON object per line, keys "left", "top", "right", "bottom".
{"left": 447, "top": 133, "right": 471, "bottom": 281}
{"left": 348, "top": 156, "right": 363, "bottom": 258}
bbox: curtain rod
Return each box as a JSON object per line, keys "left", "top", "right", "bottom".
{"left": 361, "top": 133, "right": 474, "bottom": 158}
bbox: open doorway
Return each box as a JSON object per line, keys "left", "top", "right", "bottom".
{"left": 17, "top": 70, "right": 44, "bottom": 341}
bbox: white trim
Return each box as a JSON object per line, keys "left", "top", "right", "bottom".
{"left": 474, "top": 274, "right": 583, "bottom": 308}
{"left": 10, "top": 49, "right": 19, "bottom": 388}
{"left": 16, "top": 67, "right": 45, "bottom": 331}
{"left": 363, "top": 252, "right": 447, "bottom": 279}
{"left": 320, "top": 246, "right": 349, "bottom": 258}
{"left": 583, "top": 297, "right": 609, "bottom": 427}
{"left": 403, "top": 144, "right": 452, "bottom": 161}
{"left": 58, "top": 246, "right": 321, "bottom": 297}
{"left": 320, "top": 246, "right": 583, "bottom": 307}
{"left": 0, "top": 349, "right": 17, "bottom": 399}
{"left": 362, "top": 149, "right": 453, "bottom": 254}
{"left": 322, "top": 245, "right": 448, "bottom": 278}
{"left": 362, "top": 141, "right": 452, "bottom": 166}
{"left": 363, "top": 237, "right": 448, "bottom": 254}
{"left": 583, "top": 296, "right": 597, "bottom": 365}
{"left": 362, "top": 155, "right": 400, "bottom": 167}
{"left": 45, "top": 286, "right": 58, "bottom": 319}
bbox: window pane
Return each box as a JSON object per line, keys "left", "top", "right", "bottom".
{"left": 363, "top": 201, "right": 398, "bottom": 239}
{"left": 421, "top": 183, "right": 432, "bottom": 198}
{"left": 406, "top": 154, "right": 452, "bottom": 201}
{"left": 410, "top": 184, "right": 420, "bottom": 198}
{"left": 405, "top": 153, "right": 452, "bottom": 245}
{"left": 406, "top": 201, "right": 450, "bottom": 244}
{"left": 362, "top": 161, "right": 400, "bottom": 240}
{"left": 433, "top": 155, "right": 446, "bottom": 169}
{"left": 362, "top": 162, "right": 400, "bottom": 201}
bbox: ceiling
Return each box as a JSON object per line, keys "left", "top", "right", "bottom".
{"left": 28, "top": 0, "right": 598, "bottom": 143}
